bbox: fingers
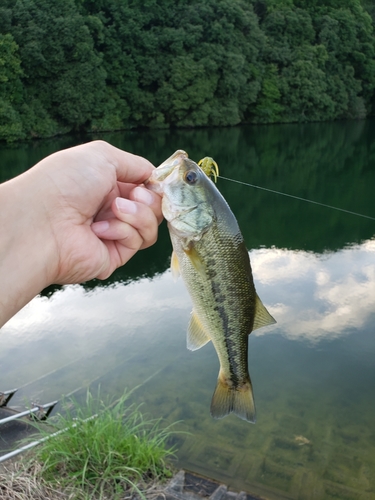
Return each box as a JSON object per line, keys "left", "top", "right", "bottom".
{"left": 91, "top": 140, "right": 156, "bottom": 184}
{"left": 113, "top": 195, "right": 159, "bottom": 249}
{"left": 91, "top": 194, "right": 160, "bottom": 253}
{"left": 91, "top": 217, "right": 146, "bottom": 252}
{"left": 91, "top": 183, "right": 163, "bottom": 277}
{"left": 129, "top": 186, "right": 163, "bottom": 224}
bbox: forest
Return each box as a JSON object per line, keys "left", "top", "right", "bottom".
{"left": 0, "top": 0, "right": 374, "bottom": 142}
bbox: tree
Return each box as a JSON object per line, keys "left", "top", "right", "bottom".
{"left": 254, "top": 1, "right": 375, "bottom": 122}
{"left": 0, "top": 33, "right": 24, "bottom": 141}
{"left": 1, "top": 0, "right": 375, "bottom": 141}
{"left": 2, "top": 0, "right": 107, "bottom": 138}
{"left": 83, "top": 0, "right": 265, "bottom": 129}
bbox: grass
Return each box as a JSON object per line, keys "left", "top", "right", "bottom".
{"left": 0, "top": 461, "right": 67, "bottom": 500}
{"left": 6, "top": 390, "right": 178, "bottom": 500}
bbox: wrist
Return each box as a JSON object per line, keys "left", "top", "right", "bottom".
{"left": 0, "top": 169, "right": 56, "bottom": 327}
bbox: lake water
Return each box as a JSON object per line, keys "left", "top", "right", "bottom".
{"left": 1, "top": 121, "right": 375, "bottom": 500}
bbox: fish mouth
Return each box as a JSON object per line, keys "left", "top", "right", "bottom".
{"left": 146, "top": 164, "right": 180, "bottom": 193}
{"left": 144, "top": 174, "right": 166, "bottom": 194}
{"left": 145, "top": 150, "right": 188, "bottom": 193}
{"left": 158, "top": 149, "right": 188, "bottom": 171}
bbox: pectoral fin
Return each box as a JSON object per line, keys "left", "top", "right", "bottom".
{"left": 252, "top": 294, "right": 276, "bottom": 331}
{"left": 187, "top": 311, "right": 211, "bottom": 351}
{"left": 183, "top": 246, "right": 206, "bottom": 277}
{"left": 170, "top": 251, "right": 180, "bottom": 280}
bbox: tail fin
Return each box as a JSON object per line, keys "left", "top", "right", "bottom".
{"left": 210, "top": 374, "right": 256, "bottom": 423}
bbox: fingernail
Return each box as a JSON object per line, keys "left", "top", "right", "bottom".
{"left": 116, "top": 197, "right": 137, "bottom": 214}
{"left": 92, "top": 220, "right": 110, "bottom": 234}
{"left": 132, "top": 186, "right": 154, "bottom": 206}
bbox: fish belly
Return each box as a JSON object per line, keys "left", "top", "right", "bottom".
{"left": 170, "top": 224, "right": 257, "bottom": 422}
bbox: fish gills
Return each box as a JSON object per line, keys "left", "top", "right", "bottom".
{"left": 146, "top": 150, "right": 276, "bottom": 423}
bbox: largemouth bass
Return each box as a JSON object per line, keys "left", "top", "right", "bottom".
{"left": 146, "top": 150, "right": 276, "bottom": 422}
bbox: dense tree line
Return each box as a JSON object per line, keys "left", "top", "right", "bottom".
{"left": 0, "top": 0, "right": 374, "bottom": 142}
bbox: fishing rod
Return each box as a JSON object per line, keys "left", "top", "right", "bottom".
{"left": 0, "top": 414, "right": 98, "bottom": 463}
{"left": 218, "top": 175, "right": 375, "bottom": 222}
{"left": 0, "top": 366, "right": 165, "bottom": 463}
{"left": 0, "top": 400, "right": 58, "bottom": 425}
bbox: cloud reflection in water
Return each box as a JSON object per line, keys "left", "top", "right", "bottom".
{"left": 1, "top": 237, "right": 374, "bottom": 382}
{"left": 252, "top": 238, "right": 375, "bottom": 342}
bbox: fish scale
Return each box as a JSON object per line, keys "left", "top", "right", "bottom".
{"left": 146, "top": 150, "right": 276, "bottom": 422}
{"left": 171, "top": 227, "right": 254, "bottom": 383}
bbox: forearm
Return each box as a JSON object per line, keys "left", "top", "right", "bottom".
{"left": 0, "top": 171, "right": 54, "bottom": 327}
{"left": 0, "top": 141, "right": 161, "bottom": 327}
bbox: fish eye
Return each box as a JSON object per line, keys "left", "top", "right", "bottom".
{"left": 184, "top": 170, "right": 198, "bottom": 185}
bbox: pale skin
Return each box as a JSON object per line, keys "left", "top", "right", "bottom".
{"left": 0, "top": 140, "right": 163, "bottom": 328}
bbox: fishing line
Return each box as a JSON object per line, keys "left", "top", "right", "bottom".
{"left": 218, "top": 175, "right": 375, "bottom": 222}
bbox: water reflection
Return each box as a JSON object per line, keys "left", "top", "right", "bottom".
{"left": 2, "top": 240, "right": 375, "bottom": 498}
{"left": 1, "top": 121, "right": 375, "bottom": 498}
{"left": 5, "top": 238, "right": 375, "bottom": 357}
{"left": 252, "top": 239, "right": 375, "bottom": 342}
{"left": 0, "top": 272, "right": 189, "bottom": 392}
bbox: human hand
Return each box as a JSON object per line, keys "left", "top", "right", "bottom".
{"left": 29, "top": 140, "right": 163, "bottom": 284}
{"left": 0, "top": 140, "right": 163, "bottom": 326}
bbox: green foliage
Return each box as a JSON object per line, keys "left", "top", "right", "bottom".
{"left": 0, "top": 98, "right": 24, "bottom": 142}
{"left": 29, "top": 391, "right": 176, "bottom": 499}
{"left": 1, "top": 0, "right": 107, "bottom": 140}
{"left": 252, "top": 64, "right": 284, "bottom": 122}
{"left": 87, "top": 0, "right": 264, "bottom": 129}
{"left": 256, "top": 1, "right": 375, "bottom": 122}
{"left": 0, "top": 33, "right": 24, "bottom": 141}
{"left": 0, "top": 0, "right": 375, "bottom": 142}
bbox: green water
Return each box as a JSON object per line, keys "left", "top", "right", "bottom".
{"left": 1, "top": 121, "right": 375, "bottom": 499}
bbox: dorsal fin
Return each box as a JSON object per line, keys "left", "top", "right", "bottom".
{"left": 252, "top": 294, "right": 276, "bottom": 332}
{"left": 187, "top": 311, "right": 211, "bottom": 351}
